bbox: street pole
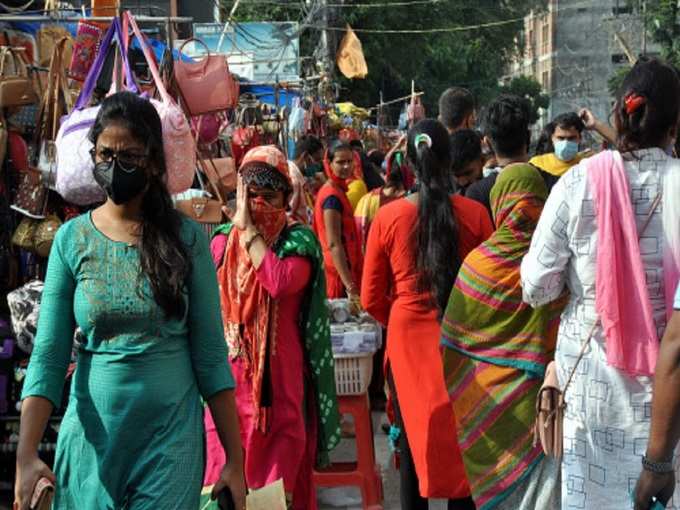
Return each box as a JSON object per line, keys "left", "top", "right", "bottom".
{"left": 320, "top": 0, "right": 331, "bottom": 74}
{"left": 642, "top": 0, "right": 647, "bottom": 56}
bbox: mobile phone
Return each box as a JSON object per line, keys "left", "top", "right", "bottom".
{"left": 217, "top": 487, "right": 236, "bottom": 510}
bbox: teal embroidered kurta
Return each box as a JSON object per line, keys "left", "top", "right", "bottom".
{"left": 22, "top": 213, "right": 235, "bottom": 509}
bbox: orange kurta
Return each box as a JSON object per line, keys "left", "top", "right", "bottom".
{"left": 361, "top": 196, "right": 493, "bottom": 498}
{"left": 314, "top": 182, "right": 363, "bottom": 298}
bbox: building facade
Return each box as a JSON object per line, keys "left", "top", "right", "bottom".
{"left": 508, "top": 0, "right": 656, "bottom": 126}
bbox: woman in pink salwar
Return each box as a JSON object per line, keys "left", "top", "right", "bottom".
{"left": 205, "top": 146, "right": 341, "bottom": 509}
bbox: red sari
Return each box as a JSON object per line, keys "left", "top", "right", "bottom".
{"left": 313, "top": 182, "right": 363, "bottom": 298}
{"left": 361, "top": 195, "right": 493, "bottom": 498}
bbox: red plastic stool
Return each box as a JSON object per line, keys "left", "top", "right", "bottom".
{"left": 314, "top": 394, "right": 384, "bottom": 510}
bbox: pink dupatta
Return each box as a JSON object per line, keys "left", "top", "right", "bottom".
{"left": 588, "top": 150, "right": 658, "bottom": 376}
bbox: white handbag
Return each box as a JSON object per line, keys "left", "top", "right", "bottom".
{"left": 55, "top": 18, "right": 136, "bottom": 205}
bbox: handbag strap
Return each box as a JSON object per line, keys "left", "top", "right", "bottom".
{"left": 176, "top": 38, "right": 212, "bottom": 75}
{"left": 126, "top": 11, "right": 173, "bottom": 105}
{"left": 74, "top": 18, "right": 138, "bottom": 111}
{"left": 561, "top": 189, "right": 663, "bottom": 398}
{"left": 35, "top": 37, "right": 70, "bottom": 143}
{"left": 0, "top": 46, "right": 25, "bottom": 76}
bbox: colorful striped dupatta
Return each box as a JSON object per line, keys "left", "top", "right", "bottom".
{"left": 441, "top": 164, "right": 565, "bottom": 509}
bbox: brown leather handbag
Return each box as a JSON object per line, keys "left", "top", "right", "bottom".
{"left": 0, "top": 46, "right": 38, "bottom": 108}
{"left": 175, "top": 157, "right": 226, "bottom": 237}
{"left": 174, "top": 38, "right": 239, "bottom": 115}
{"left": 11, "top": 216, "right": 38, "bottom": 251}
{"left": 33, "top": 214, "right": 62, "bottom": 258}
{"left": 204, "top": 157, "right": 236, "bottom": 194}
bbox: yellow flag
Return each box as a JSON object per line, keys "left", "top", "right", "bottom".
{"left": 336, "top": 25, "right": 368, "bottom": 79}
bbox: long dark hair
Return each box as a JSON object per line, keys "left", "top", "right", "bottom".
{"left": 89, "top": 92, "right": 191, "bottom": 319}
{"left": 407, "top": 119, "right": 459, "bottom": 314}
{"left": 534, "top": 121, "right": 555, "bottom": 156}
{"left": 615, "top": 57, "right": 680, "bottom": 153}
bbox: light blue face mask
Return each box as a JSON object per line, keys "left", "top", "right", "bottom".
{"left": 554, "top": 139, "right": 579, "bottom": 162}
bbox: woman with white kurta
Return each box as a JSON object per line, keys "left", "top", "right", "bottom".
{"left": 521, "top": 57, "right": 680, "bottom": 509}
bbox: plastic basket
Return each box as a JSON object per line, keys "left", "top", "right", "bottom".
{"left": 333, "top": 352, "right": 374, "bottom": 396}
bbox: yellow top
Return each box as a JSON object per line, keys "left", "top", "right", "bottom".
{"left": 529, "top": 151, "right": 592, "bottom": 177}
{"left": 346, "top": 178, "right": 368, "bottom": 211}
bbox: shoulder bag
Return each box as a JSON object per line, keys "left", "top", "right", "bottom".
{"left": 535, "top": 191, "right": 663, "bottom": 459}
{"left": 126, "top": 12, "right": 195, "bottom": 195}
{"left": 174, "top": 38, "right": 239, "bottom": 116}
{"left": 0, "top": 46, "right": 38, "bottom": 108}
{"left": 55, "top": 18, "right": 136, "bottom": 206}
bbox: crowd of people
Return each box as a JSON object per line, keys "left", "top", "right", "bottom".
{"left": 11, "top": 55, "right": 680, "bottom": 510}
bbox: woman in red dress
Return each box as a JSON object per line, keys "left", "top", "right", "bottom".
{"left": 361, "top": 120, "right": 493, "bottom": 509}
{"left": 313, "top": 140, "right": 363, "bottom": 299}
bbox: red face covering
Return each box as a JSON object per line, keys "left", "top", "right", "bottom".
{"left": 249, "top": 196, "right": 288, "bottom": 245}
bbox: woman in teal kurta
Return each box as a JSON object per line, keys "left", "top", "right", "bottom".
{"left": 14, "top": 92, "right": 246, "bottom": 510}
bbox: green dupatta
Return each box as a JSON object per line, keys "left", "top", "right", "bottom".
{"left": 213, "top": 222, "right": 341, "bottom": 466}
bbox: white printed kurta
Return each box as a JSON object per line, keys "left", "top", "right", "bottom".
{"left": 521, "top": 148, "right": 680, "bottom": 509}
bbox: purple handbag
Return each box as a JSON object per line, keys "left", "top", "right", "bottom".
{"left": 55, "top": 19, "right": 138, "bottom": 206}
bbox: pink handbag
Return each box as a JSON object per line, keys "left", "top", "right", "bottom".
{"left": 126, "top": 12, "right": 194, "bottom": 195}
{"left": 174, "top": 38, "right": 239, "bottom": 116}
{"left": 192, "top": 112, "right": 226, "bottom": 146}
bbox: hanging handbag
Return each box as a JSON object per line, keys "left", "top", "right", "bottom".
{"left": 11, "top": 167, "right": 46, "bottom": 219}
{"left": 175, "top": 138, "right": 225, "bottom": 236}
{"left": 69, "top": 20, "right": 106, "bottom": 82}
{"left": 55, "top": 19, "right": 137, "bottom": 206}
{"left": 175, "top": 189, "right": 223, "bottom": 225}
{"left": 0, "top": 46, "right": 38, "bottom": 108}
{"left": 33, "top": 214, "right": 62, "bottom": 258}
{"left": 37, "top": 25, "right": 71, "bottom": 68}
{"left": 11, "top": 216, "right": 38, "bottom": 251}
{"left": 231, "top": 96, "right": 263, "bottom": 167}
{"left": 192, "top": 112, "right": 226, "bottom": 146}
{"left": 534, "top": 191, "right": 663, "bottom": 460}
{"left": 7, "top": 279, "right": 44, "bottom": 353}
{"left": 10, "top": 129, "right": 47, "bottom": 219}
{"left": 174, "top": 38, "right": 239, "bottom": 116}
{"left": 126, "top": 12, "right": 195, "bottom": 195}
{"left": 207, "top": 156, "right": 236, "bottom": 193}
{"left": 0, "top": 111, "right": 7, "bottom": 167}
{"left": 35, "top": 38, "right": 71, "bottom": 192}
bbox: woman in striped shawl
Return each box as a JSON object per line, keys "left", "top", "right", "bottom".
{"left": 441, "top": 163, "right": 566, "bottom": 510}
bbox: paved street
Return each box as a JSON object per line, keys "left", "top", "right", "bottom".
{"left": 318, "top": 412, "right": 448, "bottom": 510}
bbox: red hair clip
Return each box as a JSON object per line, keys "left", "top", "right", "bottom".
{"left": 624, "top": 93, "right": 647, "bottom": 115}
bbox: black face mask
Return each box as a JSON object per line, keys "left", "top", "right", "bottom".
{"left": 93, "top": 159, "right": 148, "bottom": 205}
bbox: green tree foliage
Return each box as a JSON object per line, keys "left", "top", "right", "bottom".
{"left": 339, "top": 1, "right": 546, "bottom": 117}
{"left": 219, "top": 0, "right": 547, "bottom": 120}
{"left": 500, "top": 76, "right": 550, "bottom": 124}
{"left": 642, "top": 0, "right": 680, "bottom": 67}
